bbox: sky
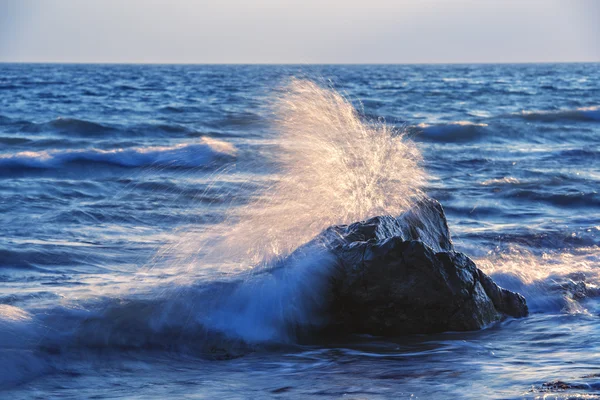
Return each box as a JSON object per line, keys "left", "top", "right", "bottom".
{"left": 1, "top": 0, "right": 599, "bottom": 64}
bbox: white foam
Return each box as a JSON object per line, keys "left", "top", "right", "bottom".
{"left": 477, "top": 246, "right": 600, "bottom": 313}
{"left": 481, "top": 177, "right": 520, "bottom": 186}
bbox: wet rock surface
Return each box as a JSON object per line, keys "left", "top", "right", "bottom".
{"left": 315, "top": 198, "right": 528, "bottom": 335}
{"left": 535, "top": 375, "right": 600, "bottom": 396}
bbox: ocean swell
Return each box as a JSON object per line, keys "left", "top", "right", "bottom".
{"left": 0, "top": 138, "right": 236, "bottom": 170}
{"left": 516, "top": 106, "right": 600, "bottom": 122}
{"left": 411, "top": 121, "right": 488, "bottom": 142}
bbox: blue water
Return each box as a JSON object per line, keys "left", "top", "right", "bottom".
{"left": 1, "top": 63, "right": 600, "bottom": 399}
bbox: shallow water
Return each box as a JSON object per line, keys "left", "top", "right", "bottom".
{"left": 1, "top": 63, "right": 600, "bottom": 399}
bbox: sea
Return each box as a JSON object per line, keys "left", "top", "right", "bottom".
{"left": 0, "top": 63, "right": 599, "bottom": 399}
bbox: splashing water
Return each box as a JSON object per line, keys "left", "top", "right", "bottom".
{"left": 125, "top": 79, "right": 428, "bottom": 343}
{"left": 172, "top": 79, "right": 426, "bottom": 272}
{"left": 152, "top": 81, "right": 599, "bottom": 323}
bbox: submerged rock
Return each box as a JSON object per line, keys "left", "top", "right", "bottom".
{"left": 313, "top": 198, "right": 528, "bottom": 336}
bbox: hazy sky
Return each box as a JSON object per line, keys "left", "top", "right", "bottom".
{"left": 1, "top": 0, "right": 599, "bottom": 63}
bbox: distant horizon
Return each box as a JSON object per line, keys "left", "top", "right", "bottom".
{"left": 2, "top": 60, "right": 600, "bottom": 66}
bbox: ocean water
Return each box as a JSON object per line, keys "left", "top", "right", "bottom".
{"left": 1, "top": 63, "right": 599, "bottom": 399}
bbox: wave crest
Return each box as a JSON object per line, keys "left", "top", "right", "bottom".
{"left": 516, "top": 106, "right": 600, "bottom": 122}
{"left": 0, "top": 137, "right": 236, "bottom": 170}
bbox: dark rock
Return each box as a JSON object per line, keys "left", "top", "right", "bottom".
{"left": 541, "top": 380, "right": 591, "bottom": 391}
{"left": 549, "top": 274, "right": 600, "bottom": 301}
{"left": 313, "top": 198, "right": 528, "bottom": 336}
{"left": 318, "top": 198, "right": 453, "bottom": 253}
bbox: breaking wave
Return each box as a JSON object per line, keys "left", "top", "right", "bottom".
{"left": 0, "top": 137, "right": 236, "bottom": 170}
{"left": 515, "top": 106, "right": 600, "bottom": 122}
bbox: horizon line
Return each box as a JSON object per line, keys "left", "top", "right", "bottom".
{"left": 1, "top": 61, "right": 600, "bottom": 66}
